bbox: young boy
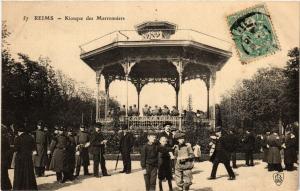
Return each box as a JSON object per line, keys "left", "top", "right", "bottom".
{"left": 174, "top": 132, "right": 194, "bottom": 191}
{"left": 193, "top": 144, "right": 201, "bottom": 162}
{"left": 141, "top": 131, "right": 159, "bottom": 191}
{"left": 158, "top": 136, "right": 173, "bottom": 191}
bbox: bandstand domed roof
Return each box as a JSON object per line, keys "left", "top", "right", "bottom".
{"left": 79, "top": 21, "right": 232, "bottom": 89}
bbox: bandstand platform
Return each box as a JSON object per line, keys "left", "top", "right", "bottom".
{"left": 79, "top": 21, "right": 232, "bottom": 130}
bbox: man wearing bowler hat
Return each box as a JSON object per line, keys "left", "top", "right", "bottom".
{"left": 208, "top": 127, "right": 236, "bottom": 180}
{"left": 119, "top": 124, "right": 134, "bottom": 174}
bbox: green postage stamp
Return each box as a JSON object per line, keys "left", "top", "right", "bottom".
{"left": 227, "top": 4, "right": 280, "bottom": 63}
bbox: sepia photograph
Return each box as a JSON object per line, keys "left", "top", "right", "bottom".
{"left": 1, "top": 1, "right": 299, "bottom": 191}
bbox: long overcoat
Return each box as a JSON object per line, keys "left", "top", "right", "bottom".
{"left": 33, "top": 129, "right": 49, "bottom": 167}
{"left": 13, "top": 133, "right": 37, "bottom": 190}
{"left": 267, "top": 134, "right": 282, "bottom": 164}
{"left": 66, "top": 135, "right": 76, "bottom": 172}
{"left": 89, "top": 131, "right": 105, "bottom": 155}
{"left": 284, "top": 134, "right": 297, "bottom": 164}
{"left": 1, "top": 130, "right": 12, "bottom": 190}
{"left": 49, "top": 134, "right": 68, "bottom": 172}
{"left": 75, "top": 131, "right": 90, "bottom": 166}
{"left": 210, "top": 136, "right": 231, "bottom": 163}
{"left": 261, "top": 134, "right": 270, "bottom": 162}
{"left": 119, "top": 132, "right": 134, "bottom": 155}
{"left": 243, "top": 133, "right": 255, "bottom": 152}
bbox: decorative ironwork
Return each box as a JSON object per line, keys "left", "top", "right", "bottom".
{"left": 103, "top": 74, "right": 126, "bottom": 90}
{"left": 130, "top": 76, "right": 180, "bottom": 93}
{"left": 141, "top": 31, "right": 172, "bottom": 40}
{"left": 136, "top": 21, "right": 177, "bottom": 40}
{"left": 99, "top": 116, "right": 210, "bottom": 129}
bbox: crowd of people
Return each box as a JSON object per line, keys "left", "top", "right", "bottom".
{"left": 1, "top": 121, "right": 117, "bottom": 190}
{"left": 1, "top": 120, "right": 298, "bottom": 191}
{"left": 207, "top": 123, "right": 299, "bottom": 180}
{"left": 107, "top": 104, "right": 206, "bottom": 118}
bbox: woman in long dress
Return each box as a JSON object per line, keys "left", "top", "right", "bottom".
{"left": 1, "top": 125, "right": 12, "bottom": 190}
{"left": 13, "top": 126, "right": 37, "bottom": 190}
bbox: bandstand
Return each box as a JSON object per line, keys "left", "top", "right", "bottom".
{"left": 79, "top": 21, "right": 232, "bottom": 130}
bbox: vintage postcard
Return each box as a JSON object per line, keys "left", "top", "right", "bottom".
{"left": 1, "top": 1, "right": 299, "bottom": 191}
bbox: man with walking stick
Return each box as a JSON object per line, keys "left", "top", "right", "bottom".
{"left": 119, "top": 124, "right": 134, "bottom": 174}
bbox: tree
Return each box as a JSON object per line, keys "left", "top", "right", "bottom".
{"left": 220, "top": 46, "right": 300, "bottom": 134}
{"left": 282, "top": 47, "right": 299, "bottom": 124}
{"left": 220, "top": 67, "right": 287, "bottom": 133}
{"left": 1, "top": 23, "right": 120, "bottom": 129}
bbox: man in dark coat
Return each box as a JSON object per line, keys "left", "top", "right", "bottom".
{"left": 43, "top": 125, "right": 51, "bottom": 171}
{"left": 261, "top": 130, "right": 271, "bottom": 164}
{"left": 226, "top": 129, "right": 238, "bottom": 168}
{"left": 283, "top": 128, "right": 297, "bottom": 171}
{"left": 89, "top": 123, "right": 110, "bottom": 177}
{"left": 47, "top": 125, "right": 59, "bottom": 171}
{"left": 243, "top": 130, "right": 255, "bottom": 166}
{"left": 49, "top": 127, "right": 69, "bottom": 183}
{"left": 119, "top": 124, "right": 134, "bottom": 174}
{"left": 33, "top": 120, "right": 49, "bottom": 177}
{"left": 13, "top": 124, "right": 38, "bottom": 190}
{"left": 1, "top": 125, "right": 12, "bottom": 190}
{"left": 66, "top": 128, "right": 76, "bottom": 180}
{"left": 208, "top": 128, "right": 236, "bottom": 180}
{"left": 266, "top": 129, "right": 283, "bottom": 172}
{"left": 75, "top": 125, "right": 91, "bottom": 177}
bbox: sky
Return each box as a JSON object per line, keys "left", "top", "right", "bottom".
{"left": 3, "top": 1, "right": 300, "bottom": 112}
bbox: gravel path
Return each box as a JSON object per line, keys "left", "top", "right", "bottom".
{"left": 8, "top": 160, "right": 298, "bottom": 191}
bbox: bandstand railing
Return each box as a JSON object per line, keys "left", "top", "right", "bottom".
{"left": 99, "top": 116, "right": 210, "bottom": 130}
{"left": 79, "top": 29, "right": 232, "bottom": 55}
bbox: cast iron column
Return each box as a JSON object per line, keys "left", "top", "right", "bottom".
{"left": 96, "top": 70, "right": 102, "bottom": 123}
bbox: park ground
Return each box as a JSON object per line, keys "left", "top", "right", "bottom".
{"left": 8, "top": 160, "right": 299, "bottom": 191}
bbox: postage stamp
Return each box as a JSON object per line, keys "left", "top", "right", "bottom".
{"left": 227, "top": 4, "right": 280, "bottom": 64}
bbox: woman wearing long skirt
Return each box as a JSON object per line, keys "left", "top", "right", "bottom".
{"left": 13, "top": 126, "right": 37, "bottom": 190}
{"left": 1, "top": 126, "right": 12, "bottom": 190}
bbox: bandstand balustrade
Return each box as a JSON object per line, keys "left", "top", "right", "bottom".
{"left": 99, "top": 116, "right": 210, "bottom": 130}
